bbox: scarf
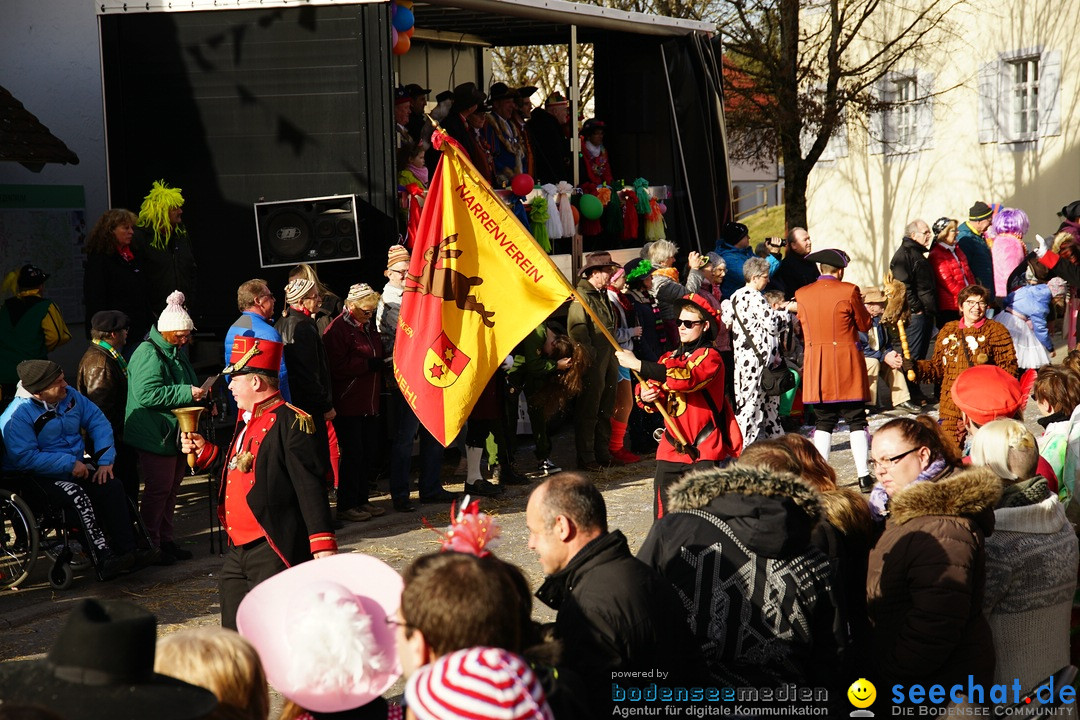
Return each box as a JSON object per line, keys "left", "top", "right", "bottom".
{"left": 998, "top": 476, "right": 1051, "bottom": 508}
{"left": 407, "top": 163, "right": 429, "bottom": 186}
{"left": 92, "top": 339, "right": 128, "bottom": 377}
{"left": 118, "top": 245, "right": 135, "bottom": 262}
{"left": 869, "top": 456, "right": 948, "bottom": 521}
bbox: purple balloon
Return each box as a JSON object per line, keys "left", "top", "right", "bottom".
{"left": 391, "top": 27, "right": 398, "bottom": 45}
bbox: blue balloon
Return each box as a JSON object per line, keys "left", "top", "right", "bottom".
{"left": 392, "top": 6, "right": 414, "bottom": 32}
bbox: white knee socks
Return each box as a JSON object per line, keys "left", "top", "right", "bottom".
{"left": 466, "top": 446, "right": 485, "bottom": 484}
{"left": 850, "top": 429, "right": 870, "bottom": 477}
{"left": 813, "top": 430, "right": 831, "bottom": 461}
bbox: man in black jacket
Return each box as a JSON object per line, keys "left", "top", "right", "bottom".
{"left": 778, "top": 227, "right": 818, "bottom": 299}
{"left": 526, "top": 92, "right": 571, "bottom": 184}
{"left": 527, "top": 474, "right": 703, "bottom": 714}
{"left": 182, "top": 336, "right": 336, "bottom": 629}
{"left": 889, "top": 219, "right": 938, "bottom": 404}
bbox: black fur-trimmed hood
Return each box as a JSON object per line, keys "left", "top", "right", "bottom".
{"left": 667, "top": 465, "right": 822, "bottom": 558}
{"left": 668, "top": 464, "right": 821, "bottom": 519}
{"left": 888, "top": 465, "right": 1002, "bottom": 527}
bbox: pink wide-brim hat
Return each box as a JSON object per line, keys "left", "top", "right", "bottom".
{"left": 236, "top": 554, "right": 404, "bottom": 713}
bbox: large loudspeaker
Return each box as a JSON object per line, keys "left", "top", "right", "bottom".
{"left": 254, "top": 194, "right": 361, "bottom": 268}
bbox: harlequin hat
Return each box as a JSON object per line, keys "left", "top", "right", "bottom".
{"left": 674, "top": 292, "right": 723, "bottom": 330}
{"left": 223, "top": 336, "right": 283, "bottom": 377}
{"left": 581, "top": 118, "right": 605, "bottom": 135}
{"left": 952, "top": 364, "right": 1024, "bottom": 425}
{"left": 0, "top": 599, "right": 218, "bottom": 720}
{"left": 804, "top": 248, "right": 850, "bottom": 268}
{"left": 236, "top": 554, "right": 403, "bottom": 714}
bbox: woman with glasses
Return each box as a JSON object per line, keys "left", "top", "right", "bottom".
{"left": 125, "top": 290, "right": 208, "bottom": 563}
{"left": 866, "top": 415, "right": 998, "bottom": 698}
{"left": 904, "top": 283, "right": 1018, "bottom": 451}
{"left": 720, "top": 256, "right": 797, "bottom": 446}
{"left": 616, "top": 293, "right": 743, "bottom": 519}
{"left": 323, "top": 284, "right": 387, "bottom": 524}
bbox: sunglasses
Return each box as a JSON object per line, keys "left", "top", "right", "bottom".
{"left": 677, "top": 319, "right": 704, "bottom": 329}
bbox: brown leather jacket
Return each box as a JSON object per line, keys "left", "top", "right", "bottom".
{"left": 75, "top": 343, "right": 127, "bottom": 438}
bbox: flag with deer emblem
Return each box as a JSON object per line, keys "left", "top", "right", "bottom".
{"left": 394, "top": 130, "right": 572, "bottom": 445}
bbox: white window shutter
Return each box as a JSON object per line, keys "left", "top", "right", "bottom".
{"left": 978, "top": 61, "right": 999, "bottom": 143}
{"left": 1040, "top": 49, "right": 1061, "bottom": 137}
{"left": 869, "top": 78, "right": 887, "bottom": 154}
{"left": 917, "top": 71, "right": 934, "bottom": 151}
{"left": 831, "top": 114, "right": 848, "bottom": 158}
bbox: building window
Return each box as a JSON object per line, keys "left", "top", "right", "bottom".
{"left": 979, "top": 49, "right": 1059, "bottom": 145}
{"left": 870, "top": 70, "right": 932, "bottom": 155}
{"left": 1010, "top": 57, "right": 1039, "bottom": 139}
{"left": 892, "top": 76, "right": 918, "bottom": 149}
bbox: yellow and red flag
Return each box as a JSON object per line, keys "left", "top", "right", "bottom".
{"left": 394, "top": 131, "right": 572, "bottom": 445}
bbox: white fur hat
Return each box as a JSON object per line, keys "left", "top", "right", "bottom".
{"left": 157, "top": 291, "right": 194, "bottom": 332}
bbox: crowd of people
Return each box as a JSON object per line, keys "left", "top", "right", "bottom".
{"left": 3, "top": 130, "right": 1080, "bottom": 716}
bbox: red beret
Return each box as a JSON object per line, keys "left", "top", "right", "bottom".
{"left": 951, "top": 365, "right": 1023, "bottom": 425}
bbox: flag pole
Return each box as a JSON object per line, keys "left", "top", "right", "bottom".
{"left": 425, "top": 117, "right": 695, "bottom": 454}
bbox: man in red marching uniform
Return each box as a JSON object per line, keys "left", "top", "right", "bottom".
{"left": 182, "top": 336, "right": 337, "bottom": 629}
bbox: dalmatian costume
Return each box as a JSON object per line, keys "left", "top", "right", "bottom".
{"left": 721, "top": 286, "right": 789, "bottom": 446}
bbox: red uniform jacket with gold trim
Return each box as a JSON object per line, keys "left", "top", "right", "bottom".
{"left": 195, "top": 393, "right": 336, "bottom": 565}
{"left": 635, "top": 344, "right": 743, "bottom": 464}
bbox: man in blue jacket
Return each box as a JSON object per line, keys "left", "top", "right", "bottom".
{"left": 224, "top": 279, "right": 290, "bottom": 403}
{"left": 715, "top": 221, "right": 755, "bottom": 298}
{"left": 0, "top": 360, "right": 151, "bottom": 579}
{"left": 956, "top": 201, "right": 996, "bottom": 303}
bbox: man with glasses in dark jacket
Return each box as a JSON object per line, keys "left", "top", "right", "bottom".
{"left": 526, "top": 473, "right": 703, "bottom": 715}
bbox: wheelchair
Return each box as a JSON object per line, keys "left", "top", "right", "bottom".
{"left": 0, "top": 459, "right": 155, "bottom": 591}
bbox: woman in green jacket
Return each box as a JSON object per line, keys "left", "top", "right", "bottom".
{"left": 125, "top": 291, "right": 207, "bottom": 563}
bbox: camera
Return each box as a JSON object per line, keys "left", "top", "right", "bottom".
{"left": 766, "top": 236, "right": 786, "bottom": 247}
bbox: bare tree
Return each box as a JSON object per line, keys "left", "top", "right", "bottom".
{"left": 491, "top": 44, "right": 594, "bottom": 111}
{"left": 720, "top": 0, "right": 963, "bottom": 228}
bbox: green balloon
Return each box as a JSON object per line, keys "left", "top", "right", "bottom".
{"left": 579, "top": 194, "right": 603, "bottom": 220}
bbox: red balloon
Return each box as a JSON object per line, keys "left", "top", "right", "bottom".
{"left": 392, "top": 34, "right": 411, "bottom": 55}
{"left": 511, "top": 173, "right": 534, "bottom": 197}
{"left": 404, "top": 26, "right": 414, "bottom": 38}
{"left": 571, "top": 205, "right": 580, "bottom": 224}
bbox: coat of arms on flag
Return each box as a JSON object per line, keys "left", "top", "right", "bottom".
{"left": 424, "top": 332, "right": 470, "bottom": 388}
{"left": 393, "top": 127, "right": 572, "bottom": 445}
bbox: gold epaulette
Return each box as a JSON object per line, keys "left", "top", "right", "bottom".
{"left": 285, "top": 403, "right": 315, "bottom": 434}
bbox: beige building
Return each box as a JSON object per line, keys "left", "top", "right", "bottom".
{"left": 805, "top": 1, "right": 1075, "bottom": 287}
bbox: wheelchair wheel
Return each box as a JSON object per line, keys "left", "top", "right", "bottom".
{"left": 0, "top": 489, "right": 39, "bottom": 590}
{"left": 49, "top": 556, "right": 74, "bottom": 590}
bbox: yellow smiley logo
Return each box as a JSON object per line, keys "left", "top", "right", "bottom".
{"left": 847, "top": 678, "right": 876, "bottom": 708}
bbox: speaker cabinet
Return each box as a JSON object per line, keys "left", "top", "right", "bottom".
{"left": 254, "top": 194, "right": 361, "bottom": 268}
